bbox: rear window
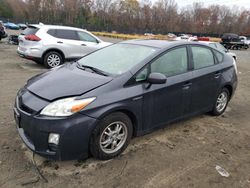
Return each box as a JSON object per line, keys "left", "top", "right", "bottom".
{"left": 21, "top": 27, "right": 39, "bottom": 35}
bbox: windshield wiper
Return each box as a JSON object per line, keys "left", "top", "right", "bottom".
{"left": 77, "top": 62, "right": 109, "bottom": 76}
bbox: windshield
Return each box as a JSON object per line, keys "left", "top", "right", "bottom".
{"left": 78, "top": 43, "right": 157, "bottom": 75}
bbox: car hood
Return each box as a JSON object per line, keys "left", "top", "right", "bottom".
{"left": 26, "top": 63, "right": 112, "bottom": 101}
{"left": 99, "top": 41, "right": 112, "bottom": 48}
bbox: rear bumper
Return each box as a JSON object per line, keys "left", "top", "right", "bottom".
{"left": 14, "top": 96, "right": 98, "bottom": 160}
{"left": 17, "top": 49, "right": 42, "bottom": 62}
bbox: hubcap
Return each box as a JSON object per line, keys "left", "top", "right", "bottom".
{"left": 100, "top": 121, "right": 128, "bottom": 154}
{"left": 216, "top": 91, "right": 228, "bottom": 113}
{"left": 47, "top": 54, "right": 61, "bottom": 67}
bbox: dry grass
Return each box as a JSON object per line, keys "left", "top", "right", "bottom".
{"left": 209, "top": 37, "right": 222, "bottom": 42}
{"left": 92, "top": 32, "right": 168, "bottom": 40}
{"left": 92, "top": 31, "right": 221, "bottom": 42}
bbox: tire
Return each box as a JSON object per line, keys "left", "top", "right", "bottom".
{"left": 43, "top": 51, "right": 63, "bottom": 68}
{"left": 211, "top": 88, "right": 230, "bottom": 116}
{"left": 90, "top": 112, "right": 133, "bottom": 160}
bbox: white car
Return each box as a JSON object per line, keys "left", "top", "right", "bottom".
{"left": 174, "top": 34, "right": 198, "bottom": 42}
{"left": 199, "top": 41, "right": 237, "bottom": 61}
{"left": 239, "top": 36, "right": 250, "bottom": 46}
{"left": 17, "top": 24, "right": 112, "bottom": 68}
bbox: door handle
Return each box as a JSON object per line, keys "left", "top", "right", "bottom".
{"left": 214, "top": 71, "right": 221, "bottom": 78}
{"left": 81, "top": 44, "right": 86, "bottom": 46}
{"left": 182, "top": 82, "right": 192, "bottom": 90}
{"left": 57, "top": 41, "right": 63, "bottom": 44}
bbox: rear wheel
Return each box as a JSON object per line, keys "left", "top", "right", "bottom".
{"left": 90, "top": 112, "right": 133, "bottom": 160}
{"left": 211, "top": 88, "right": 230, "bottom": 116}
{"left": 43, "top": 51, "right": 63, "bottom": 68}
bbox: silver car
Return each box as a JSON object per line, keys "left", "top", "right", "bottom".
{"left": 17, "top": 24, "right": 112, "bottom": 68}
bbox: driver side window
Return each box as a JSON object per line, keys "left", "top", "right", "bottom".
{"left": 77, "top": 31, "right": 98, "bottom": 43}
{"left": 151, "top": 47, "right": 188, "bottom": 77}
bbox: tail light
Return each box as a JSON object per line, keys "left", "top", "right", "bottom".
{"left": 25, "top": 34, "right": 41, "bottom": 41}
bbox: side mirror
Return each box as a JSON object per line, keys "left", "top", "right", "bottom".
{"left": 147, "top": 72, "right": 167, "bottom": 84}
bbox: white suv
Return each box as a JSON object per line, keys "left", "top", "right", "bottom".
{"left": 17, "top": 24, "right": 112, "bottom": 68}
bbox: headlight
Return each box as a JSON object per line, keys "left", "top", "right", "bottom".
{"left": 40, "top": 97, "right": 96, "bottom": 117}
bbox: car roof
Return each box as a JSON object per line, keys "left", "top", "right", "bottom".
{"left": 198, "top": 41, "right": 217, "bottom": 44}
{"left": 28, "top": 24, "right": 86, "bottom": 31}
{"left": 121, "top": 39, "right": 205, "bottom": 49}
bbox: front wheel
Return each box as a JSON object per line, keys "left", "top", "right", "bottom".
{"left": 43, "top": 51, "right": 63, "bottom": 68}
{"left": 90, "top": 112, "right": 133, "bottom": 160}
{"left": 211, "top": 88, "right": 230, "bottom": 116}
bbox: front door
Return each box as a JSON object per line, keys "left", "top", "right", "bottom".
{"left": 140, "top": 46, "right": 193, "bottom": 131}
{"left": 76, "top": 31, "right": 101, "bottom": 56}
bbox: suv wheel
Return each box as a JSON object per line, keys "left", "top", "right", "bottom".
{"left": 44, "top": 51, "right": 63, "bottom": 68}
{"left": 211, "top": 88, "right": 230, "bottom": 116}
{"left": 90, "top": 112, "right": 133, "bottom": 160}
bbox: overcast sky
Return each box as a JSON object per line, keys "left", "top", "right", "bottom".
{"left": 151, "top": 0, "right": 250, "bottom": 9}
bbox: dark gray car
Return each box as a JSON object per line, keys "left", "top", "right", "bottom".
{"left": 14, "top": 40, "right": 238, "bottom": 160}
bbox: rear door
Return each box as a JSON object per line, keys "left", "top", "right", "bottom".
{"left": 49, "top": 29, "right": 82, "bottom": 59}
{"left": 188, "top": 45, "right": 222, "bottom": 114}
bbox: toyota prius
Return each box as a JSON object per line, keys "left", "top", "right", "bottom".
{"left": 14, "top": 40, "right": 237, "bottom": 160}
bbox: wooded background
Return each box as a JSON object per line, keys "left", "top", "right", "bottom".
{"left": 1, "top": 0, "right": 250, "bottom": 36}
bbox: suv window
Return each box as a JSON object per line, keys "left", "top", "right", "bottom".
{"left": 151, "top": 47, "right": 188, "bottom": 77}
{"left": 77, "top": 31, "right": 97, "bottom": 43}
{"left": 48, "top": 29, "right": 79, "bottom": 40}
{"left": 47, "top": 29, "right": 56, "bottom": 37}
{"left": 191, "top": 46, "right": 215, "bottom": 69}
{"left": 21, "top": 26, "right": 39, "bottom": 35}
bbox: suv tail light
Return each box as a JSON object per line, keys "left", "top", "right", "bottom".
{"left": 25, "top": 34, "right": 41, "bottom": 41}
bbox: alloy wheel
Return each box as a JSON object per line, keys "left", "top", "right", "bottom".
{"left": 47, "top": 54, "right": 61, "bottom": 68}
{"left": 99, "top": 121, "right": 128, "bottom": 154}
{"left": 216, "top": 91, "right": 228, "bottom": 113}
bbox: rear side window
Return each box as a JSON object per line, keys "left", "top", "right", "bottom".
{"left": 21, "top": 27, "right": 38, "bottom": 35}
{"left": 191, "top": 46, "right": 215, "bottom": 69}
{"left": 151, "top": 47, "right": 188, "bottom": 77}
{"left": 48, "top": 29, "right": 79, "bottom": 40}
{"left": 47, "top": 29, "right": 56, "bottom": 37}
{"left": 209, "top": 43, "right": 217, "bottom": 49}
{"left": 213, "top": 50, "right": 224, "bottom": 63}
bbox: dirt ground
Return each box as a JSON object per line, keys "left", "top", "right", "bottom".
{"left": 0, "top": 31, "right": 250, "bottom": 188}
